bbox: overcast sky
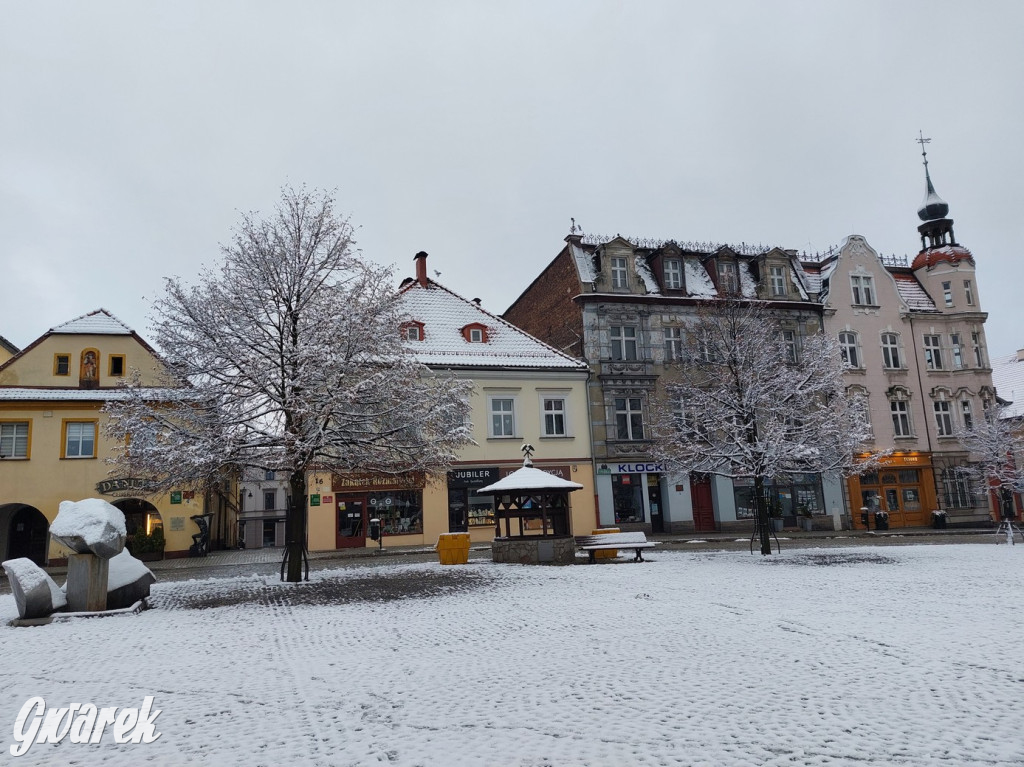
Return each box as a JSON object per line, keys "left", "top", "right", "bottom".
{"left": 2, "top": 1, "right": 1022, "bottom": 357}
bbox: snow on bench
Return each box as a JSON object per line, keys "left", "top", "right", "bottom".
{"left": 574, "top": 531, "right": 656, "bottom": 563}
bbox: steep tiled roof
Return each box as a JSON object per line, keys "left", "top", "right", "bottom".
{"left": 50, "top": 308, "right": 133, "bottom": 335}
{"left": 991, "top": 351, "right": 1024, "bottom": 419}
{"left": 399, "top": 280, "right": 586, "bottom": 370}
{"left": 891, "top": 273, "right": 939, "bottom": 312}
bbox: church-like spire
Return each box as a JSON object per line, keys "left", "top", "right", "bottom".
{"left": 916, "top": 131, "right": 949, "bottom": 221}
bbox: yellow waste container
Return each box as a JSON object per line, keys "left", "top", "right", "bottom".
{"left": 592, "top": 527, "right": 620, "bottom": 560}
{"left": 436, "top": 533, "right": 471, "bottom": 565}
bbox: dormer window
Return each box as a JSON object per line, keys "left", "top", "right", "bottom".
{"left": 461, "top": 323, "right": 489, "bottom": 343}
{"left": 718, "top": 262, "right": 737, "bottom": 293}
{"left": 402, "top": 321, "right": 425, "bottom": 341}
{"left": 769, "top": 266, "right": 786, "bottom": 296}
{"left": 610, "top": 257, "right": 628, "bottom": 289}
{"left": 664, "top": 259, "right": 682, "bottom": 290}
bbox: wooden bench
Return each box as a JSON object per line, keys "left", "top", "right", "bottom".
{"left": 575, "top": 531, "right": 656, "bottom": 563}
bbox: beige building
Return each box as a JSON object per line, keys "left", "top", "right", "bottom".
{"left": 0, "top": 309, "right": 236, "bottom": 563}
{"left": 305, "top": 253, "right": 596, "bottom": 552}
{"left": 812, "top": 162, "right": 995, "bottom": 528}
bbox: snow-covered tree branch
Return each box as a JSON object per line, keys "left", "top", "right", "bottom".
{"left": 650, "top": 298, "right": 883, "bottom": 555}
{"left": 104, "top": 186, "right": 474, "bottom": 580}
{"left": 954, "top": 408, "right": 1024, "bottom": 519}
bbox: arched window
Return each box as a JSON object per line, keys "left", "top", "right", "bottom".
{"left": 839, "top": 331, "right": 860, "bottom": 368}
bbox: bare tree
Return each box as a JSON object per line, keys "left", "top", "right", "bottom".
{"left": 105, "top": 186, "right": 474, "bottom": 581}
{"left": 955, "top": 408, "right": 1024, "bottom": 520}
{"left": 650, "top": 299, "right": 880, "bottom": 555}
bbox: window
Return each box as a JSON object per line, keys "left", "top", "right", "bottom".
{"left": 881, "top": 333, "right": 901, "bottom": 369}
{"left": 264, "top": 490, "right": 276, "bottom": 511}
{"left": 54, "top": 354, "right": 70, "bottom": 376}
{"left": 769, "top": 266, "right": 786, "bottom": 296}
{"left": 265, "top": 470, "right": 275, "bottom": 481}
{"left": 63, "top": 421, "right": 97, "bottom": 458}
{"left": 611, "top": 257, "right": 628, "bottom": 288}
{"left": 934, "top": 401, "right": 953, "bottom": 436}
{"left": 971, "top": 331, "right": 986, "bottom": 368}
{"left": 402, "top": 322, "right": 424, "bottom": 341}
{"left": 610, "top": 326, "right": 638, "bottom": 361}
{"left": 964, "top": 280, "right": 975, "bottom": 306}
{"left": 839, "top": 332, "right": 860, "bottom": 368}
{"left": 0, "top": 422, "right": 29, "bottom": 459}
{"left": 941, "top": 468, "right": 974, "bottom": 509}
{"left": 469, "top": 328, "right": 483, "bottom": 343}
{"left": 890, "top": 400, "right": 911, "bottom": 437}
{"left": 942, "top": 281, "right": 953, "bottom": 307}
{"left": 950, "top": 333, "right": 965, "bottom": 369}
{"left": 849, "top": 390, "right": 872, "bottom": 437}
{"left": 718, "top": 262, "right": 737, "bottom": 293}
{"left": 542, "top": 397, "right": 567, "bottom": 437}
{"left": 961, "top": 399, "right": 973, "bottom": 430}
{"left": 614, "top": 397, "right": 644, "bottom": 440}
{"left": 489, "top": 398, "right": 515, "bottom": 438}
{"left": 109, "top": 355, "right": 126, "bottom": 377}
{"left": 664, "top": 259, "right": 682, "bottom": 289}
{"left": 664, "top": 327, "right": 683, "bottom": 362}
{"left": 780, "top": 330, "right": 798, "bottom": 363}
{"left": 851, "top": 275, "right": 875, "bottom": 306}
{"left": 461, "top": 323, "right": 489, "bottom": 343}
{"left": 923, "top": 335, "right": 943, "bottom": 370}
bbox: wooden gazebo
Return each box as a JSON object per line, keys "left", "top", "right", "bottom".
{"left": 475, "top": 445, "right": 583, "bottom": 565}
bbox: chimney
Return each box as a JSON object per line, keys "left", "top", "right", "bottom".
{"left": 414, "top": 251, "right": 428, "bottom": 288}
{"left": 1017, "top": 349, "right": 1024, "bottom": 363}
{"left": 472, "top": 298, "right": 481, "bottom": 306}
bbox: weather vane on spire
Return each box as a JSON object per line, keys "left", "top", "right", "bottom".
{"left": 916, "top": 131, "right": 932, "bottom": 172}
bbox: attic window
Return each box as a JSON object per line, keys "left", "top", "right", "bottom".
{"left": 402, "top": 321, "right": 425, "bottom": 341}
{"left": 462, "top": 323, "right": 489, "bottom": 343}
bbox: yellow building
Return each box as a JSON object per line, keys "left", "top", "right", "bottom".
{"left": 305, "top": 254, "right": 595, "bottom": 551}
{"left": 0, "top": 309, "right": 235, "bottom": 563}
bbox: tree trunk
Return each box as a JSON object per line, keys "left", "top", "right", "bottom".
{"left": 754, "top": 474, "right": 773, "bottom": 556}
{"left": 283, "top": 470, "right": 308, "bottom": 582}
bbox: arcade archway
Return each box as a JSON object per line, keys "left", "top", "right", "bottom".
{"left": 112, "top": 498, "right": 163, "bottom": 555}
{"left": 0, "top": 504, "right": 49, "bottom": 566}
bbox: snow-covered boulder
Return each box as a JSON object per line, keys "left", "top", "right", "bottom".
{"left": 2, "top": 558, "right": 67, "bottom": 619}
{"left": 105, "top": 549, "right": 157, "bottom": 609}
{"left": 50, "top": 499, "right": 127, "bottom": 559}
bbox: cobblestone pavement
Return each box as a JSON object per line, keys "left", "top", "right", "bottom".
{"left": 0, "top": 526, "right": 1006, "bottom": 595}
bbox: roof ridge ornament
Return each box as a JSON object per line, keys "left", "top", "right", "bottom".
{"left": 521, "top": 443, "right": 534, "bottom": 467}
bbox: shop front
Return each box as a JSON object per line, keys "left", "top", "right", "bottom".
{"left": 599, "top": 462, "right": 665, "bottom": 532}
{"left": 848, "top": 453, "right": 936, "bottom": 529}
{"left": 733, "top": 473, "right": 825, "bottom": 527}
{"left": 331, "top": 473, "right": 425, "bottom": 548}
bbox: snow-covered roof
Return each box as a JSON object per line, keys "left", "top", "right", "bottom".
{"left": 990, "top": 351, "right": 1024, "bottom": 419}
{"left": 399, "top": 280, "right": 587, "bottom": 370}
{"left": 570, "top": 243, "right": 597, "bottom": 284}
{"left": 891, "top": 273, "right": 939, "bottom": 312}
{"left": 634, "top": 255, "right": 660, "bottom": 295}
{"left": 738, "top": 261, "right": 757, "bottom": 299}
{"left": 475, "top": 465, "right": 584, "bottom": 494}
{"left": 0, "top": 387, "right": 181, "bottom": 402}
{"left": 50, "top": 308, "right": 134, "bottom": 335}
{"left": 684, "top": 258, "right": 717, "bottom": 297}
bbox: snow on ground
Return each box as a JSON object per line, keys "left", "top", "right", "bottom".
{"left": 2, "top": 545, "right": 1024, "bottom": 766}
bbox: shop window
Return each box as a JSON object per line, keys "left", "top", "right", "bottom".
{"left": 369, "top": 490, "right": 423, "bottom": 535}
{"left": 612, "top": 473, "right": 645, "bottom": 523}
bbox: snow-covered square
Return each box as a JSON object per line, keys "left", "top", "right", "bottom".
{"left": 2, "top": 543, "right": 1023, "bottom": 766}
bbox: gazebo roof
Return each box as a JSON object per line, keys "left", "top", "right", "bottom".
{"left": 476, "top": 466, "right": 584, "bottom": 495}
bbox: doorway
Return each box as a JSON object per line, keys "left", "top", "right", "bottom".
{"left": 6, "top": 506, "right": 48, "bottom": 565}
{"left": 648, "top": 477, "right": 664, "bottom": 533}
{"left": 336, "top": 495, "right": 367, "bottom": 548}
{"left": 690, "top": 475, "right": 716, "bottom": 532}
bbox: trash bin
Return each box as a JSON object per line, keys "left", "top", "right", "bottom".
{"left": 592, "top": 527, "right": 620, "bottom": 560}
{"left": 436, "top": 533, "right": 470, "bottom": 565}
{"left": 931, "top": 511, "right": 947, "bottom": 530}
{"left": 874, "top": 512, "right": 889, "bottom": 531}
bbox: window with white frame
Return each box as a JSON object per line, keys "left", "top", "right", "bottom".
{"left": 664, "top": 259, "right": 682, "bottom": 289}
{"left": 964, "top": 280, "right": 975, "bottom": 306}
{"left": 839, "top": 331, "right": 860, "bottom": 368}
{"left": 888, "top": 389, "right": 912, "bottom": 437}
{"left": 614, "top": 397, "right": 644, "bottom": 440}
{"left": 64, "top": 421, "right": 96, "bottom": 458}
{"left": 960, "top": 398, "right": 973, "bottom": 430}
{"left": 664, "top": 327, "right": 683, "bottom": 362}
{"left": 934, "top": 400, "right": 953, "bottom": 436}
{"left": 611, "top": 257, "right": 628, "bottom": 289}
{"left": 404, "top": 325, "right": 421, "bottom": 341}
{"left": 489, "top": 397, "right": 516, "bottom": 438}
{"left": 950, "top": 333, "right": 965, "bottom": 369}
{"left": 971, "top": 331, "right": 986, "bottom": 368}
{"left": 942, "top": 281, "right": 953, "bottom": 307}
{"left": 769, "top": 265, "right": 786, "bottom": 296}
{"left": 941, "top": 468, "right": 974, "bottom": 509}
{"left": 923, "top": 335, "right": 943, "bottom": 370}
{"left": 0, "top": 422, "right": 29, "bottom": 459}
{"left": 851, "top": 274, "right": 875, "bottom": 305}
{"left": 542, "top": 397, "right": 567, "bottom": 437}
{"left": 469, "top": 328, "right": 483, "bottom": 342}
{"left": 718, "top": 262, "right": 737, "bottom": 293}
{"left": 780, "top": 329, "right": 798, "bottom": 363}
{"left": 610, "top": 326, "right": 638, "bottom": 361}
{"left": 881, "top": 333, "right": 901, "bottom": 369}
